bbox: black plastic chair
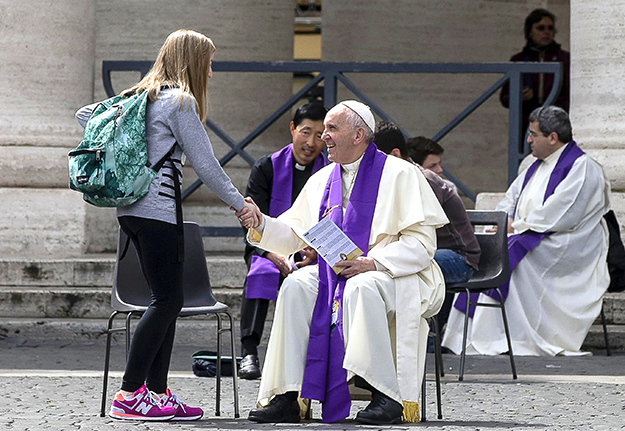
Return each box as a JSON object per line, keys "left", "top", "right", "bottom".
{"left": 100, "top": 221, "right": 240, "bottom": 418}
{"left": 444, "top": 210, "right": 517, "bottom": 382}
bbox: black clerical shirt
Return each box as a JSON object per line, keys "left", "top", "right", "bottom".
{"left": 244, "top": 152, "right": 316, "bottom": 264}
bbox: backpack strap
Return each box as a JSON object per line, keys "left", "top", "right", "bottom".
{"left": 154, "top": 145, "right": 184, "bottom": 263}
{"left": 171, "top": 156, "right": 184, "bottom": 263}
{"left": 149, "top": 148, "right": 174, "bottom": 172}
{"left": 142, "top": 145, "right": 185, "bottom": 263}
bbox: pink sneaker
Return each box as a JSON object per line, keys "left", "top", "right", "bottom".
{"left": 159, "top": 388, "right": 204, "bottom": 421}
{"left": 109, "top": 385, "right": 176, "bottom": 421}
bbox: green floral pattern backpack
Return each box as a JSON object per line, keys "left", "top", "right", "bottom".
{"left": 68, "top": 91, "right": 161, "bottom": 207}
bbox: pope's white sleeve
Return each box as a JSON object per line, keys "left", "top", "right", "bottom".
{"left": 368, "top": 224, "right": 436, "bottom": 278}
{"left": 247, "top": 215, "right": 308, "bottom": 256}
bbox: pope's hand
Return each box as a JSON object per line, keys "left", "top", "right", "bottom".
{"left": 333, "top": 257, "right": 376, "bottom": 278}
{"left": 295, "top": 247, "right": 317, "bottom": 269}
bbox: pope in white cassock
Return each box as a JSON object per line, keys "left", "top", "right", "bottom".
{"left": 443, "top": 106, "right": 611, "bottom": 356}
{"left": 244, "top": 100, "right": 448, "bottom": 425}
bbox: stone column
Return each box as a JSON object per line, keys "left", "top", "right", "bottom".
{"left": 322, "top": 0, "right": 569, "bottom": 200}
{"left": 570, "top": 0, "right": 625, "bottom": 230}
{"left": 92, "top": 1, "right": 294, "bottom": 252}
{"left": 0, "top": 0, "right": 97, "bottom": 256}
{"left": 0, "top": 0, "right": 294, "bottom": 256}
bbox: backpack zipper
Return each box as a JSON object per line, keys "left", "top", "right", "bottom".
{"left": 113, "top": 104, "right": 123, "bottom": 121}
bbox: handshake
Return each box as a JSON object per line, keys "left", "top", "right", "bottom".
{"left": 234, "top": 197, "right": 263, "bottom": 230}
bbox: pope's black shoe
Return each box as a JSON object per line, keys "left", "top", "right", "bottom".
{"left": 238, "top": 354, "right": 261, "bottom": 380}
{"left": 248, "top": 393, "right": 300, "bottom": 423}
{"left": 355, "top": 390, "right": 404, "bottom": 425}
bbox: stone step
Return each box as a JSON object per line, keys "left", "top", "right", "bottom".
{"left": 600, "top": 292, "right": 625, "bottom": 325}
{"left": 2, "top": 255, "right": 624, "bottom": 351}
{"left": 184, "top": 205, "right": 247, "bottom": 255}
{"left": 21, "top": 285, "right": 625, "bottom": 322}
{"left": 583, "top": 324, "right": 625, "bottom": 352}
{"left": 0, "top": 255, "right": 247, "bottom": 289}
{"left": 0, "top": 286, "right": 268, "bottom": 321}
{"left": 0, "top": 317, "right": 272, "bottom": 346}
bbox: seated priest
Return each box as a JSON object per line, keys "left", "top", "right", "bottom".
{"left": 443, "top": 106, "right": 611, "bottom": 356}
{"left": 242, "top": 100, "right": 448, "bottom": 425}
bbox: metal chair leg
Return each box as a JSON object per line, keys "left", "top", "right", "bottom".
{"left": 431, "top": 316, "right": 445, "bottom": 378}
{"left": 601, "top": 305, "right": 611, "bottom": 356}
{"left": 101, "top": 311, "right": 118, "bottom": 417}
{"left": 431, "top": 319, "right": 443, "bottom": 419}
{"left": 215, "top": 313, "right": 223, "bottom": 416}
{"left": 459, "top": 289, "right": 471, "bottom": 381}
{"left": 495, "top": 288, "right": 517, "bottom": 379}
{"left": 421, "top": 362, "right": 427, "bottom": 422}
{"left": 224, "top": 311, "right": 240, "bottom": 418}
{"left": 125, "top": 312, "right": 133, "bottom": 361}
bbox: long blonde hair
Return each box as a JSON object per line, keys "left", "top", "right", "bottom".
{"left": 122, "top": 29, "right": 215, "bottom": 122}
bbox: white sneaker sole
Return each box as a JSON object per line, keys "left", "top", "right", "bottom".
{"left": 169, "top": 414, "right": 203, "bottom": 421}
{"left": 109, "top": 411, "right": 175, "bottom": 421}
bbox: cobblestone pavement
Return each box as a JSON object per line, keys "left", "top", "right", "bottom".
{"left": 1, "top": 341, "right": 624, "bottom": 430}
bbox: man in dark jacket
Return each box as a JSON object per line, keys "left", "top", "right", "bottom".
{"left": 374, "top": 122, "right": 480, "bottom": 331}
{"left": 500, "top": 9, "right": 570, "bottom": 134}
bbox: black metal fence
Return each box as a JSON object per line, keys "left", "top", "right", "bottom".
{"left": 103, "top": 60, "right": 562, "bottom": 234}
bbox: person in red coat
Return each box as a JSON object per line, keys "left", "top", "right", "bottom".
{"left": 500, "top": 9, "right": 570, "bottom": 134}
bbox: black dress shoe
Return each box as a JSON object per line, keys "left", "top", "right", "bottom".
{"left": 248, "top": 393, "right": 300, "bottom": 423}
{"left": 355, "top": 390, "right": 403, "bottom": 425}
{"left": 239, "top": 354, "right": 261, "bottom": 380}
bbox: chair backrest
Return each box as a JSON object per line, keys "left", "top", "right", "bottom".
{"left": 112, "top": 221, "right": 218, "bottom": 312}
{"left": 461, "top": 210, "right": 510, "bottom": 288}
{"left": 181, "top": 222, "right": 219, "bottom": 309}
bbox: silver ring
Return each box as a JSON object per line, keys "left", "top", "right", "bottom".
{"left": 239, "top": 217, "right": 243, "bottom": 222}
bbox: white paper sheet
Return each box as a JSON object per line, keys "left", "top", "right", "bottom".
{"left": 301, "top": 217, "right": 363, "bottom": 274}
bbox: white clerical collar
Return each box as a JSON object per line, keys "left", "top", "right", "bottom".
{"left": 341, "top": 152, "right": 365, "bottom": 174}
{"left": 543, "top": 142, "right": 568, "bottom": 165}
{"left": 294, "top": 162, "right": 306, "bottom": 171}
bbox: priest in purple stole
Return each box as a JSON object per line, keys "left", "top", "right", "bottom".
{"left": 443, "top": 106, "right": 611, "bottom": 356}
{"left": 246, "top": 101, "right": 448, "bottom": 424}
{"left": 239, "top": 103, "right": 328, "bottom": 380}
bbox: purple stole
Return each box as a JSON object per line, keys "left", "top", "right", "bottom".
{"left": 245, "top": 144, "right": 328, "bottom": 300}
{"left": 455, "top": 141, "right": 585, "bottom": 316}
{"left": 300, "top": 143, "right": 386, "bottom": 423}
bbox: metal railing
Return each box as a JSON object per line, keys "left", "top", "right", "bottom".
{"left": 103, "top": 60, "right": 562, "bottom": 235}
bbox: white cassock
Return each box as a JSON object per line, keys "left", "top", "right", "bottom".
{"left": 443, "top": 144, "right": 611, "bottom": 356}
{"left": 247, "top": 154, "right": 448, "bottom": 417}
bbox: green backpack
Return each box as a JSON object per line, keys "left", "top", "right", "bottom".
{"left": 68, "top": 91, "right": 164, "bottom": 207}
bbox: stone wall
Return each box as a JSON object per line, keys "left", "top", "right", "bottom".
{"left": 7, "top": 0, "right": 625, "bottom": 257}
{"left": 322, "top": 0, "right": 570, "bottom": 199}
{"left": 0, "top": 0, "right": 293, "bottom": 256}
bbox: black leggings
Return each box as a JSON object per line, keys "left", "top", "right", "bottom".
{"left": 118, "top": 216, "right": 184, "bottom": 394}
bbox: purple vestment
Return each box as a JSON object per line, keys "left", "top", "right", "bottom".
{"left": 245, "top": 144, "right": 327, "bottom": 300}
{"left": 455, "top": 141, "right": 585, "bottom": 316}
{"left": 300, "top": 143, "right": 387, "bottom": 423}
